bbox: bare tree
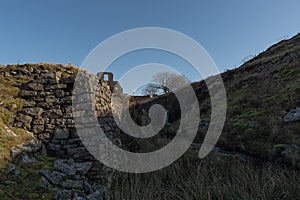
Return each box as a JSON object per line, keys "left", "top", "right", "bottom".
{"left": 143, "top": 72, "right": 189, "bottom": 95}
{"left": 142, "top": 83, "right": 160, "bottom": 97}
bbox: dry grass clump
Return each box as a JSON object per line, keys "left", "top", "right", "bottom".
{"left": 104, "top": 148, "right": 300, "bottom": 200}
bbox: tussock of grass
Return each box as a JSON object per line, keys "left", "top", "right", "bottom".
{"left": 105, "top": 149, "right": 300, "bottom": 200}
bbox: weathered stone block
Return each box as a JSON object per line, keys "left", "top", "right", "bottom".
{"left": 21, "top": 82, "right": 44, "bottom": 91}
{"left": 39, "top": 170, "right": 66, "bottom": 185}
{"left": 67, "top": 147, "right": 87, "bottom": 156}
{"left": 45, "top": 95, "right": 58, "bottom": 103}
{"left": 38, "top": 78, "right": 57, "bottom": 85}
{"left": 47, "top": 150, "right": 68, "bottom": 158}
{"left": 61, "top": 96, "right": 72, "bottom": 104}
{"left": 45, "top": 84, "right": 67, "bottom": 90}
{"left": 32, "top": 117, "right": 48, "bottom": 125}
{"left": 42, "top": 109, "right": 63, "bottom": 118}
{"left": 63, "top": 144, "right": 78, "bottom": 149}
{"left": 54, "top": 190, "right": 72, "bottom": 200}
{"left": 23, "top": 100, "right": 36, "bottom": 108}
{"left": 51, "top": 139, "right": 61, "bottom": 144}
{"left": 32, "top": 125, "right": 44, "bottom": 133}
{"left": 68, "top": 138, "right": 82, "bottom": 144}
{"left": 36, "top": 102, "right": 52, "bottom": 109}
{"left": 61, "top": 180, "right": 84, "bottom": 189}
{"left": 54, "top": 128, "right": 70, "bottom": 139}
{"left": 21, "top": 107, "right": 44, "bottom": 116}
{"left": 38, "top": 132, "right": 50, "bottom": 139}
{"left": 50, "top": 118, "right": 66, "bottom": 125}
{"left": 63, "top": 113, "right": 73, "bottom": 119}
{"left": 60, "top": 76, "right": 75, "bottom": 84}
{"left": 13, "top": 121, "right": 31, "bottom": 130}
{"left": 40, "top": 72, "right": 56, "bottom": 79}
{"left": 15, "top": 113, "right": 33, "bottom": 123}
{"left": 45, "top": 124, "right": 56, "bottom": 129}
{"left": 66, "top": 119, "right": 74, "bottom": 124}
{"left": 86, "top": 190, "right": 103, "bottom": 200}
{"left": 40, "top": 91, "right": 53, "bottom": 97}
{"left": 47, "top": 143, "right": 62, "bottom": 151}
{"left": 68, "top": 129, "right": 78, "bottom": 139}
{"left": 54, "top": 89, "right": 66, "bottom": 98}
{"left": 60, "top": 140, "right": 69, "bottom": 145}
{"left": 66, "top": 123, "right": 76, "bottom": 128}
{"left": 20, "top": 90, "right": 38, "bottom": 97}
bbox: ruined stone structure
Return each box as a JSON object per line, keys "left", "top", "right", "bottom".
{"left": 13, "top": 70, "right": 121, "bottom": 182}
{"left": 98, "top": 72, "right": 123, "bottom": 94}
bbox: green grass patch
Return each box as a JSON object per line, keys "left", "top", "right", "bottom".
{"left": 0, "top": 124, "right": 35, "bottom": 167}
{"left": 0, "top": 156, "right": 54, "bottom": 200}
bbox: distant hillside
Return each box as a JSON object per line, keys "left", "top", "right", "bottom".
{"left": 138, "top": 33, "right": 300, "bottom": 166}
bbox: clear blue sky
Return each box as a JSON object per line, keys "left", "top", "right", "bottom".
{"left": 1, "top": 0, "right": 300, "bottom": 93}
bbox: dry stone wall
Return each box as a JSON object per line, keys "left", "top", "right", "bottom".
{"left": 13, "top": 70, "right": 120, "bottom": 180}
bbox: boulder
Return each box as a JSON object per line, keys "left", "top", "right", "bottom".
{"left": 39, "top": 170, "right": 66, "bottom": 185}
{"left": 61, "top": 180, "right": 84, "bottom": 189}
{"left": 73, "top": 161, "right": 93, "bottom": 175}
{"left": 54, "top": 159, "right": 76, "bottom": 176}
{"left": 54, "top": 158, "right": 93, "bottom": 176}
{"left": 283, "top": 108, "right": 300, "bottom": 122}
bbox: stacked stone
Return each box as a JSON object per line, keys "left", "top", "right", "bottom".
{"left": 13, "top": 70, "right": 120, "bottom": 180}
{"left": 40, "top": 158, "right": 104, "bottom": 200}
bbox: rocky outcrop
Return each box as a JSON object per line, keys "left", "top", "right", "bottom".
{"left": 10, "top": 138, "right": 44, "bottom": 165}
{"left": 40, "top": 158, "right": 105, "bottom": 200}
{"left": 10, "top": 139, "right": 42, "bottom": 159}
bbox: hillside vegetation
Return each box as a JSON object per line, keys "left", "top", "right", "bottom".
{"left": 136, "top": 34, "right": 300, "bottom": 167}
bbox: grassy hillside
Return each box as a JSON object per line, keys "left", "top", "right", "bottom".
{"left": 211, "top": 34, "right": 300, "bottom": 158}
{"left": 136, "top": 34, "right": 300, "bottom": 162}
{"left": 107, "top": 34, "right": 300, "bottom": 200}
